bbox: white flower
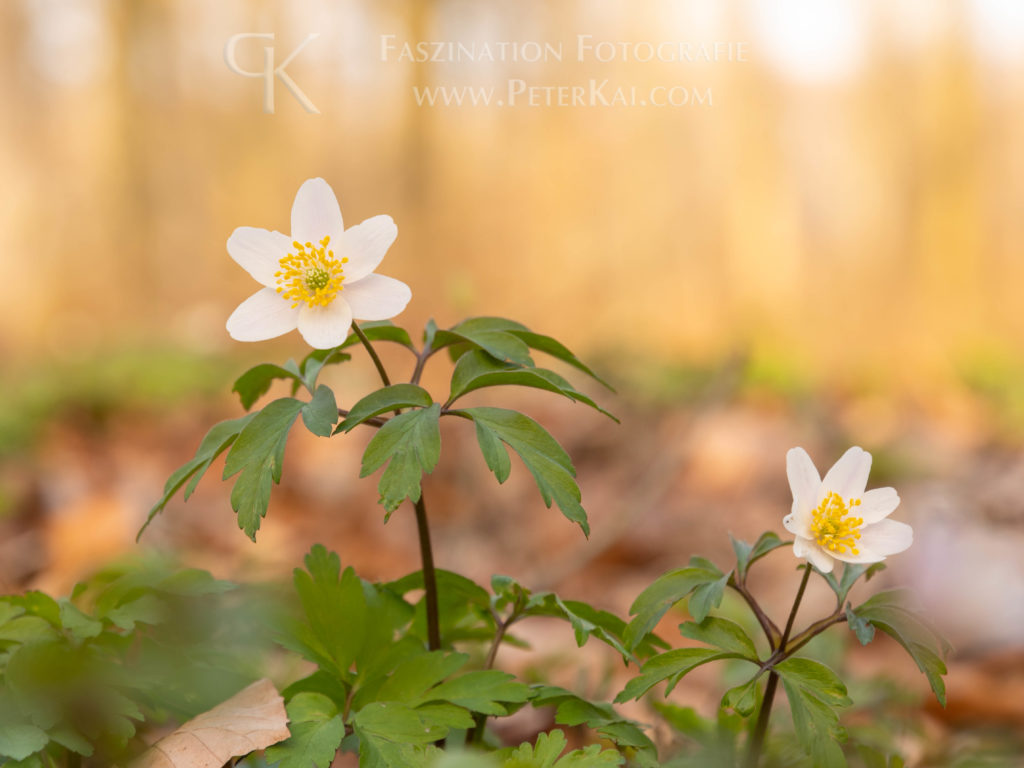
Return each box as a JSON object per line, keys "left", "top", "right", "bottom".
{"left": 225, "top": 178, "right": 411, "bottom": 349}
{"left": 783, "top": 446, "right": 912, "bottom": 574}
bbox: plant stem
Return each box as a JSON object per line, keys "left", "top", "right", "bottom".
{"left": 744, "top": 565, "right": 812, "bottom": 768}
{"left": 351, "top": 322, "right": 392, "bottom": 387}
{"left": 728, "top": 576, "right": 782, "bottom": 650}
{"left": 414, "top": 495, "right": 442, "bottom": 651}
{"left": 351, "top": 321, "right": 441, "bottom": 652}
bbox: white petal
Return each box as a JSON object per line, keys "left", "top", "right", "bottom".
{"left": 794, "top": 537, "right": 834, "bottom": 573}
{"left": 783, "top": 511, "right": 812, "bottom": 539}
{"left": 340, "top": 215, "right": 398, "bottom": 282}
{"left": 821, "top": 447, "right": 872, "bottom": 501}
{"left": 858, "top": 487, "right": 900, "bottom": 524}
{"left": 226, "top": 227, "right": 290, "bottom": 287}
{"left": 858, "top": 519, "right": 913, "bottom": 556}
{"left": 342, "top": 273, "right": 411, "bottom": 321}
{"left": 226, "top": 288, "right": 299, "bottom": 342}
{"left": 297, "top": 299, "right": 354, "bottom": 349}
{"left": 786, "top": 447, "right": 821, "bottom": 527}
{"left": 291, "top": 178, "right": 345, "bottom": 247}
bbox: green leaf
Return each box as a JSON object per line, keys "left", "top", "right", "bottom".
{"left": 223, "top": 398, "right": 305, "bottom": 539}
{"left": 527, "top": 686, "right": 654, "bottom": 765}
{"left": 433, "top": 317, "right": 534, "bottom": 366}
{"left": 447, "top": 351, "right": 616, "bottom": 421}
{"left": 781, "top": 680, "right": 848, "bottom": 767}
{"left": 731, "top": 532, "right": 787, "bottom": 581}
{"left": 299, "top": 347, "right": 352, "bottom": 390}
{"left": 282, "top": 546, "right": 369, "bottom": 680}
{"left": 0, "top": 723, "right": 47, "bottom": 761}
{"left": 688, "top": 572, "right": 729, "bottom": 623}
{"left": 524, "top": 594, "right": 655, "bottom": 661}
{"left": 424, "top": 670, "right": 530, "bottom": 715}
{"left": 854, "top": 591, "right": 950, "bottom": 706}
{"left": 360, "top": 404, "right": 442, "bottom": 514}
{"left": 353, "top": 702, "right": 448, "bottom": 768}
{"left": 623, "top": 560, "right": 725, "bottom": 651}
{"left": 774, "top": 657, "right": 851, "bottom": 708}
{"left": 46, "top": 724, "right": 92, "bottom": 756}
{"left": 232, "top": 363, "right": 303, "bottom": 409}
{"left": 498, "top": 730, "right": 623, "bottom": 767}
{"left": 139, "top": 413, "right": 256, "bottom": 538}
{"left": 264, "top": 693, "right": 345, "bottom": 768}
{"left": 616, "top": 648, "right": 745, "bottom": 702}
{"left": 463, "top": 407, "right": 589, "bottom": 535}
{"left": 375, "top": 651, "right": 468, "bottom": 704}
{"left": 338, "top": 385, "right": 434, "bottom": 432}
{"left": 823, "top": 562, "right": 887, "bottom": 605}
{"left": 507, "top": 331, "right": 613, "bottom": 390}
{"left": 302, "top": 385, "right": 339, "bottom": 437}
{"left": 844, "top": 604, "right": 875, "bottom": 645}
{"left": 339, "top": 321, "right": 415, "bottom": 351}
{"left": 721, "top": 677, "right": 759, "bottom": 717}
{"left": 678, "top": 617, "right": 758, "bottom": 658}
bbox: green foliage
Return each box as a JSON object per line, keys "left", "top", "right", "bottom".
{"left": 496, "top": 730, "right": 622, "bottom": 767}
{"left": 339, "top": 321, "right": 416, "bottom": 352}
{"left": 730, "top": 532, "right": 787, "bottom": 582}
{"left": 264, "top": 693, "right": 345, "bottom": 768}
{"left": 0, "top": 561, "right": 256, "bottom": 766}
{"left": 338, "top": 384, "right": 434, "bottom": 432}
{"left": 360, "top": 404, "right": 442, "bottom": 514}
{"left": 447, "top": 350, "right": 616, "bottom": 421}
{"left": 622, "top": 556, "right": 727, "bottom": 650}
{"left": 462, "top": 407, "right": 589, "bottom": 535}
{"left": 852, "top": 590, "right": 950, "bottom": 706}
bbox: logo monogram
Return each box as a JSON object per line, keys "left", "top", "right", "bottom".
{"left": 224, "top": 33, "right": 320, "bottom": 114}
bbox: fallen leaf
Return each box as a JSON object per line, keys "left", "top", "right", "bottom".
{"left": 130, "top": 678, "right": 289, "bottom": 767}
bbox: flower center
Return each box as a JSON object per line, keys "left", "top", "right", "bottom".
{"left": 811, "top": 491, "right": 864, "bottom": 555}
{"left": 274, "top": 236, "right": 348, "bottom": 308}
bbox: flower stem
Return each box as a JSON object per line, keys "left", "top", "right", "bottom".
{"left": 744, "top": 564, "right": 812, "bottom": 768}
{"left": 351, "top": 322, "right": 392, "bottom": 387}
{"left": 414, "top": 495, "right": 442, "bottom": 651}
{"left": 350, "top": 321, "right": 441, "bottom": 652}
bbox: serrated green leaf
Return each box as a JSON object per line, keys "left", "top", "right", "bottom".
{"left": 679, "top": 617, "right": 758, "bottom": 658}
{"left": 302, "top": 385, "right": 339, "bottom": 437}
{"left": 774, "top": 657, "right": 851, "bottom": 707}
{"left": 353, "top": 702, "right": 448, "bottom": 768}
{"left": 433, "top": 318, "right": 534, "bottom": 366}
{"left": 447, "top": 351, "right": 616, "bottom": 421}
{"left": 498, "top": 730, "right": 624, "bottom": 767}
{"left": 623, "top": 563, "right": 723, "bottom": 651}
{"left": 464, "top": 407, "right": 588, "bottom": 535}
{"left": 232, "top": 363, "right": 304, "bottom": 409}
{"left": 615, "top": 648, "right": 742, "bottom": 702}
{"left": 732, "top": 532, "right": 787, "bottom": 581}
{"left": 339, "top": 385, "right": 433, "bottom": 432}
{"left": 844, "top": 604, "right": 875, "bottom": 645}
{"left": 0, "top": 617, "right": 58, "bottom": 645}
{"left": 688, "top": 572, "right": 729, "bottom": 623}
{"left": 0, "top": 723, "right": 48, "bottom": 761}
{"left": 360, "top": 404, "right": 441, "bottom": 514}
{"left": 46, "top": 725, "right": 92, "bottom": 757}
{"left": 424, "top": 670, "right": 530, "bottom": 715}
{"left": 781, "top": 680, "right": 848, "bottom": 768}
{"left": 223, "top": 398, "right": 304, "bottom": 539}
{"left": 264, "top": 693, "right": 345, "bottom": 768}
{"left": 376, "top": 651, "right": 468, "bottom": 704}
{"left": 139, "top": 413, "right": 256, "bottom": 538}
{"left": 854, "top": 591, "right": 950, "bottom": 706}
{"left": 507, "top": 331, "right": 613, "bottom": 390}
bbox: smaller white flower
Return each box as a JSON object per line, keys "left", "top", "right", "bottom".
{"left": 783, "top": 446, "right": 912, "bottom": 574}
{"left": 226, "top": 178, "right": 411, "bottom": 349}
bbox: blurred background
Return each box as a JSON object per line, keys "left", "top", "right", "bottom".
{"left": 2, "top": 0, "right": 1024, "bottom": 762}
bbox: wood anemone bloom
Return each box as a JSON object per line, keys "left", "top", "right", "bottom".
{"left": 226, "top": 178, "right": 411, "bottom": 349}
{"left": 783, "top": 446, "right": 913, "bottom": 574}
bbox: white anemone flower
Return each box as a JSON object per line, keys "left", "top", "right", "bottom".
{"left": 783, "top": 446, "right": 912, "bottom": 574}
{"left": 225, "top": 178, "right": 411, "bottom": 349}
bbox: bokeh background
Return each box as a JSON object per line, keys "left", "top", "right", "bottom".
{"left": 2, "top": 0, "right": 1024, "bottom": 762}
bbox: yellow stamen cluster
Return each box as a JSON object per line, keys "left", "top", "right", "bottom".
{"left": 811, "top": 491, "right": 864, "bottom": 555}
{"left": 275, "top": 235, "right": 349, "bottom": 308}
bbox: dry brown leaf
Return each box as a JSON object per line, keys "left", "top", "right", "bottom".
{"left": 130, "top": 678, "right": 290, "bottom": 768}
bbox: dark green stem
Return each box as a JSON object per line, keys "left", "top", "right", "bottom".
{"left": 351, "top": 322, "right": 440, "bottom": 652}
{"left": 414, "top": 495, "right": 442, "bottom": 651}
{"left": 744, "top": 565, "right": 812, "bottom": 768}
{"left": 351, "top": 322, "right": 391, "bottom": 386}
